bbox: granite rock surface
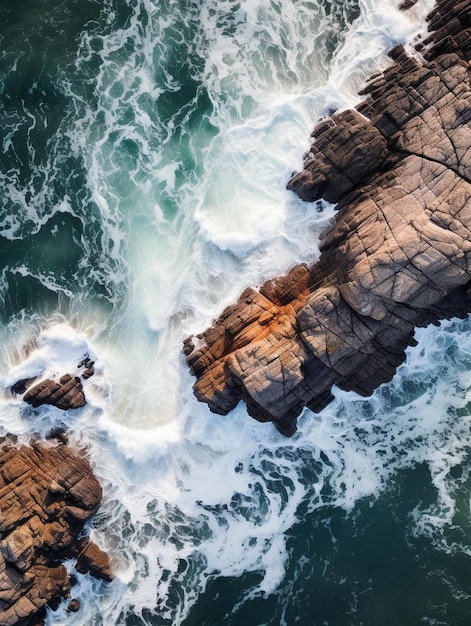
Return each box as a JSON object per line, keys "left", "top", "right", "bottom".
{"left": 185, "top": 0, "right": 471, "bottom": 435}
{"left": 0, "top": 437, "right": 111, "bottom": 626}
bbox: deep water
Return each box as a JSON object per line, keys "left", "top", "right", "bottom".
{"left": 2, "top": 0, "right": 471, "bottom": 624}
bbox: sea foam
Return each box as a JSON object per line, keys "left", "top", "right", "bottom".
{"left": 1, "top": 1, "right": 466, "bottom": 624}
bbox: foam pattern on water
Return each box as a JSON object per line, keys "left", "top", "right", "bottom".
{"left": 1, "top": 0, "right": 466, "bottom": 624}
{"left": 7, "top": 317, "right": 467, "bottom": 626}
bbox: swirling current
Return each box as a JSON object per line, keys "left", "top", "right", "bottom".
{"left": 2, "top": 0, "right": 471, "bottom": 624}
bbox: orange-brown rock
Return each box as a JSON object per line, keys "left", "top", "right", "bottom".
{"left": 185, "top": 0, "right": 471, "bottom": 435}
{"left": 75, "top": 539, "right": 113, "bottom": 582}
{"left": 14, "top": 357, "right": 96, "bottom": 411}
{"left": 0, "top": 437, "right": 112, "bottom": 626}
{"left": 23, "top": 375, "right": 85, "bottom": 410}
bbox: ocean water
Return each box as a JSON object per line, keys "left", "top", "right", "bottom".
{"left": 1, "top": 0, "right": 471, "bottom": 624}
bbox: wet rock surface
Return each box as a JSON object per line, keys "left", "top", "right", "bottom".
{"left": 17, "top": 356, "right": 96, "bottom": 411}
{"left": 23, "top": 375, "right": 86, "bottom": 410}
{"left": 0, "top": 437, "right": 111, "bottom": 626}
{"left": 184, "top": 0, "right": 471, "bottom": 435}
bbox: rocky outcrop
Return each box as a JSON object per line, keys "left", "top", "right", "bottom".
{"left": 1, "top": 357, "right": 111, "bottom": 625}
{"left": 23, "top": 375, "right": 86, "bottom": 410}
{"left": 184, "top": 0, "right": 471, "bottom": 435}
{"left": 0, "top": 436, "right": 111, "bottom": 625}
{"left": 17, "top": 356, "right": 95, "bottom": 410}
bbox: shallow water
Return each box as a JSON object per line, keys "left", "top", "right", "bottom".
{"left": 2, "top": 0, "right": 471, "bottom": 624}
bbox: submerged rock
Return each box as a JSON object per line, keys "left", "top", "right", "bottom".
{"left": 0, "top": 437, "right": 112, "bottom": 626}
{"left": 398, "top": 0, "right": 419, "bottom": 9}
{"left": 184, "top": 0, "right": 471, "bottom": 435}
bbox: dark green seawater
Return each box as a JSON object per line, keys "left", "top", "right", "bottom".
{"left": 2, "top": 0, "right": 471, "bottom": 624}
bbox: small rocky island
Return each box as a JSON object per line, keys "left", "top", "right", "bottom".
{"left": 185, "top": 0, "right": 471, "bottom": 435}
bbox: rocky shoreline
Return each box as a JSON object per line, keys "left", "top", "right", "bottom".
{"left": 1, "top": 0, "right": 470, "bottom": 622}
{"left": 0, "top": 435, "right": 111, "bottom": 626}
{"left": 0, "top": 360, "right": 112, "bottom": 625}
{"left": 185, "top": 0, "right": 471, "bottom": 435}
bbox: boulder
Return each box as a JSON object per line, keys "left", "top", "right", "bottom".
{"left": 399, "top": 0, "right": 419, "bottom": 9}
{"left": 23, "top": 375, "right": 86, "bottom": 410}
{"left": 20, "top": 356, "right": 96, "bottom": 411}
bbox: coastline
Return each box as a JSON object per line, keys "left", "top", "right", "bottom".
{"left": 185, "top": 0, "right": 471, "bottom": 436}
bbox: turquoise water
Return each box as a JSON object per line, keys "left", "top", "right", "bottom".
{"left": 2, "top": 0, "right": 471, "bottom": 624}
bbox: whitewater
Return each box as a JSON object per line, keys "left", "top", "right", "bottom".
{"left": 2, "top": 0, "right": 471, "bottom": 623}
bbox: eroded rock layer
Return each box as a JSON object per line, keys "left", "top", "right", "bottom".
{"left": 0, "top": 437, "right": 111, "bottom": 625}
{"left": 185, "top": 0, "right": 471, "bottom": 435}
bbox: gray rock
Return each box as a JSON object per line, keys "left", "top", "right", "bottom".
{"left": 185, "top": 0, "right": 471, "bottom": 435}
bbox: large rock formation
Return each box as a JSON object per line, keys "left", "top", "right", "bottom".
{"left": 184, "top": 0, "right": 471, "bottom": 435}
{"left": 0, "top": 437, "right": 112, "bottom": 625}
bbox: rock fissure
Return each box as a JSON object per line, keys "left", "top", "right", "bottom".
{"left": 397, "top": 147, "right": 471, "bottom": 187}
